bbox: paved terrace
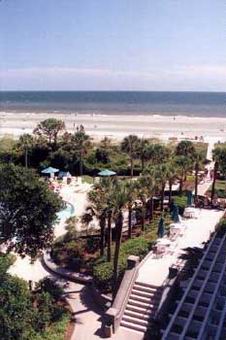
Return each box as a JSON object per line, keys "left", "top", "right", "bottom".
{"left": 137, "top": 209, "right": 224, "bottom": 287}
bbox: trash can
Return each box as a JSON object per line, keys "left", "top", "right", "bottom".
{"left": 104, "top": 324, "right": 112, "bottom": 337}
{"left": 169, "top": 266, "right": 178, "bottom": 279}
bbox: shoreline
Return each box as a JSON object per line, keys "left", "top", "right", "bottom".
{"left": 1, "top": 111, "right": 226, "bottom": 143}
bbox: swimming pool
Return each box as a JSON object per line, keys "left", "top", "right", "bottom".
{"left": 57, "top": 202, "right": 75, "bottom": 220}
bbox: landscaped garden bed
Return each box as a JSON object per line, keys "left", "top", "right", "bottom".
{"left": 50, "top": 211, "right": 174, "bottom": 294}
{"left": 207, "top": 179, "right": 226, "bottom": 198}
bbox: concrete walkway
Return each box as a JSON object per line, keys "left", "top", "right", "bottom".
{"left": 194, "top": 140, "right": 214, "bottom": 197}
{"left": 63, "top": 282, "right": 105, "bottom": 340}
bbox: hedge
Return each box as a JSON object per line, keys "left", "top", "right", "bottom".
{"left": 93, "top": 236, "right": 150, "bottom": 292}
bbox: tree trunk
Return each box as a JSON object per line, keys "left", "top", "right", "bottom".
{"left": 179, "top": 176, "right": 183, "bottom": 194}
{"left": 99, "top": 214, "right": 106, "bottom": 257}
{"left": 79, "top": 152, "right": 83, "bottom": 176}
{"left": 25, "top": 148, "right": 28, "bottom": 168}
{"left": 168, "top": 179, "right": 172, "bottom": 206}
{"left": 211, "top": 162, "right": 218, "bottom": 202}
{"left": 149, "top": 197, "right": 154, "bottom": 222}
{"left": 161, "top": 183, "right": 165, "bottom": 211}
{"left": 194, "top": 162, "right": 199, "bottom": 201}
{"left": 107, "top": 211, "right": 112, "bottom": 262}
{"left": 113, "top": 211, "right": 123, "bottom": 298}
{"left": 128, "top": 206, "right": 132, "bottom": 239}
{"left": 141, "top": 157, "right": 145, "bottom": 173}
{"left": 130, "top": 157, "right": 134, "bottom": 177}
{"left": 141, "top": 201, "right": 145, "bottom": 231}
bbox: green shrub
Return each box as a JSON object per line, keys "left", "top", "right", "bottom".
{"left": 120, "top": 237, "right": 149, "bottom": 259}
{"left": 218, "top": 217, "right": 226, "bottom": 232}
{"left": 93, "top": 261, "right": 126, "bottom": 293}
{"left": 93, "top": 262, "right": 114, "bottom": 292}
{"left": 85, "top": 236, "right": 100, "bottom": 253}
{"left": 173, "top": 195, "right": 187, "bottom": 215}
{"left": 30, "top": 314, "right": 69, "bottom": 340}
{"left": 36, "top": 278, "right": 63, "bottom": 301}
{"left": 51, "top": 239, "right": 85, "bottom": 270}
{"left": 0, "top": 253, "right": 16, "bottom": 277}
{"left": 33, "top": 292, "right": 54, "bottom": 332}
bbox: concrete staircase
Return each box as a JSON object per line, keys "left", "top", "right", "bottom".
{"left": 120, "top": 281, "right": 163, "bottom": 333}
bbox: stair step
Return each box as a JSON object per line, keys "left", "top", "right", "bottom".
{"left": 135, "top": 281, "right": 161, "bottom": 290}
{"left": 126, "top": 303, "right": 154, "bottom": 315}
{"left": 130, "top": 293, "right": 158, "bottom": 304}
{"left": 124, "top": 309, "right": 150, "bottom": 320}
{"left": 133, "top": 283, "right": 158, "bottom": 292}
{"left": 133, "top": 284, "right": 161, "bottom": 295}
{"left": 132, "top": 288, "right": 159, "bottom": 298}
{"left": 128, "top": 299, "right": 157, "bottom": 311}
{"left": 120, "top": 320, "right": 147, "bottom": 333}
{"left": 122, "top": 314, "right": 149, "bottom": 327}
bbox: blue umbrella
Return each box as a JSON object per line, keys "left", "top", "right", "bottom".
{"left": 171, "top": 204, "right": 180, "bottom": 223}
{"left": 58, "top": 171, "right": 71, "bottom": 178}
{"left": 157, "top": 216, "right": 165, "bottom": 238}
{"left": 98, "top": 169, "right": 116, "bottom": 177}
{"left": 41, "top": 167, "right": 59, "bottom": 174}
{"left": 187, "top": 191, "right": 193, "bottom": 206}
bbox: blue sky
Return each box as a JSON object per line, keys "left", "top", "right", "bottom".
{"left": 0, "top": 0, "right": 225, "bottom": 91}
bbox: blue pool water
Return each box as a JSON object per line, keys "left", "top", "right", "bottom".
{"left": 57, "top": 202, "right": 74, "bottom": 220}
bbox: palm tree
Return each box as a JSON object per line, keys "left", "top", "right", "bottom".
{"left": 134, "top": 179, "right": 149, "bottom": 231}
{"left": 175, "top": 156, "right": 193, "bottom": 194}
{"left": 72, "top": 125, "right": 91, "bottom": 176}
{"left": 149, "top": 164, "right": 170, "bottom": 211}
{"left": 88, "top": 178, "right": 115, "bottom": 261}
{"left": 87, "top": 183, "right": 108, "bottom": 256}
{"left": 124, "top": 181, "right": 137, "bottom": 239}
{"left": 193, "top": 152, "right": 205, "bottom": 202}
{"left": 137, "top": 138, "right": 150, "bottom": 172}
{"left": 104, "top": 178, "right": 116, "bottom": 261}
{"left": 175, "top": 140, "right": 196, "bottom": 159}
{"left": 211, "top": 146, "right": 226, "bottom": 202}
{"left": 18, "top": 134, "right": 34, "bottom": 168}
{"left": 121, "top": 135, "right": 139, "bottom": 177}
{"left": 167, "top": 160, "right": 179, "bottom": 206}
{"left": 145, "top": 143, "right": 170, "bottom": 166}
{"left": 111, "top": 182, "right": 128, "bottom": 296}
{"left": 106, "top": 208, "right": 113, "bottom": 262}
{"left": 138, "top": 173, "right": 156, "bottom": 222}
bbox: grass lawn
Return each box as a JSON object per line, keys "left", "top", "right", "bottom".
{"left": 207, "top": 180, "right": 226, "bottom": 198}
{"left": 82, "top": 175, "right": 94, "bottom": 184}
{"left": 183, "top": 175, "right": 195, "bottom": 191}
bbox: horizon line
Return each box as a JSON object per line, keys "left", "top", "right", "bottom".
{"left": 0, "top": 89, "right": 225, "bottom": 93}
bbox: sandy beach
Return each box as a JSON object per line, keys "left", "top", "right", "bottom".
{"left": 1, "top": 111, "right": 226, "bottom": 143}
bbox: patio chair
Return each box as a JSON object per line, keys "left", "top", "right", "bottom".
{"left": 154, "top": 245, "right": 166, "bottom": 259}
{"left": 169, "top": 227, "right": 180, "bottom": 241}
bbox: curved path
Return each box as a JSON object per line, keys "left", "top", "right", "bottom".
{"left": 8, "top": 180, "right": 106, "bottom": 340}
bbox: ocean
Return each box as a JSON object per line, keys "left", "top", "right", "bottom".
{"left": 0, "top": 91, "right": 225, "bottom": 117}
